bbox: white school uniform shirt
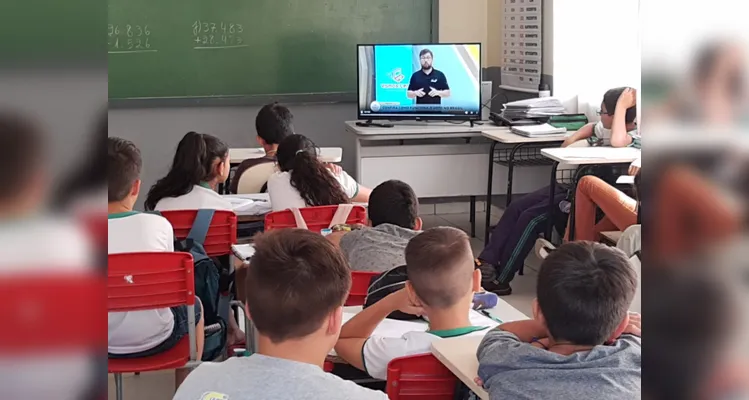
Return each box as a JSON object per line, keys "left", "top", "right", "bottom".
{"left": 154, "top": 184, "right": 233, "bottom": 211}
{"left": 107, "top": 211, "right": 176, "bottom": 354}
{"left": 267, "top": 170, "right": 360, "bottom": 211}
{"left": 363, "top": 325, "right": 490, "bottom": 380}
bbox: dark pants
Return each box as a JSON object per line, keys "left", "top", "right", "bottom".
{"left": 479, "top": 184, "right": 567, "bottom": 284}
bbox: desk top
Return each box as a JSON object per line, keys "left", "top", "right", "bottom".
{"left": 345, "top": 120, "right": 510, "bottom": 139}
{"left": 432, "top": 336, "right": 489, "bottom": 400}
{"left": 229, "top": 147, "right": 342, "bottom": 163}
{"left": 481, "top": 130, "right": 567, "bottom": 144}
{"left": 541, "top": 147, "right": 641, "bottom": 165}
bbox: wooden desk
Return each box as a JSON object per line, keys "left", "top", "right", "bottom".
{"left": 540, "top": 147, "right": 641, "bottom": 240}
{"left": 431, "top": 336, "right": 489, "bottom": 400}
{"left": 480, "top": 131, "right": 566, "bottom": 244}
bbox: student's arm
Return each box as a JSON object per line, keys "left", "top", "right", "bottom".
{"left": 351, "top": 184, "right": 371, "bottom": 203}
{"left": 611, "top": 88, "right": 636, "bottom": 148}
{"left": 561, "top": 123, "right": 595, "bottom": 147}
{"left": 337, "top": 171, "right": 371, "bottom": 203}
{"left": 493, "top": 320, "right": 548, "bottom": 343}
{"left": 325, "top": 231, "right": 348, "bottom": 248}
{"left": 335, "top": 289, "right": 423, "bottom": 370}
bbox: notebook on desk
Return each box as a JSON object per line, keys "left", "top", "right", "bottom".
{"left": 511, "top": 123, "right": 567, "bottom": 137}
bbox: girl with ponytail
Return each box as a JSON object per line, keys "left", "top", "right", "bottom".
{"left": 268, "top": 134, "right": 371, "bottom": 211}
{"left": 145, "top": 131, "right": 232, "bottom": 211}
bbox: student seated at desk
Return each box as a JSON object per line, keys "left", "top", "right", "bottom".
{"left": 268, "top": 134, "right": 371, "bottom": 211}
{"left": 477, "top": 87, "right": 639, "bottom": 296}
{"left": 145, "top": 131, "right": 232, "bottom": 211}
{"left": 173, "top": 229, "right": 387, "bottom": 400}
{"left": 476, "top": 242, "right": 641, "bottom": 400}
{"left": 335, "top": 227, "right": 486, "bottom": 380}
{"left": 230, "top": 102, "right": 292, "bottom": 194}
{"left": 107, "top": 137, "right": 205, "bottom": 387}
{"left": 327, "top": 180, "right": 421, "bottom": 272}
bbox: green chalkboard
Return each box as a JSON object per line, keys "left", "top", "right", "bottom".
{"left": 107, "top": 0, "right": 433, "bottom": 101}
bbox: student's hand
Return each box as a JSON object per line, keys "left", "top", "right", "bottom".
{"left": 628, "top": 165, "right": 640, "bottom": 176}
{"left": 621, "top": 312, "right": 641, "bottom": 337}
{"left": 428, "top": 87, "right": 440, "bottom": 97}
{"left": 386, "top": 288, "right": 424, "bottom": 316}
{"left": 474, "top": 376, "right": 485, "bottom": 388}
{"left": 616, "top": 88, "right": 637, "bottom": 109}
{"left": 415, "top": 88, "right": 426, "bottom": 97}
{"left": 325, "top": 163, "right": 343, "bottom": 176}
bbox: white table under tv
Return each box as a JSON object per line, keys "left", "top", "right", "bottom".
{"left": 345, "top": 121, "right": 552, "bottom": 237}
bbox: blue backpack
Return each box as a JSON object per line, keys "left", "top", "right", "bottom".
{"left": 155, "top": 209, "right": 228, "bottom": 361}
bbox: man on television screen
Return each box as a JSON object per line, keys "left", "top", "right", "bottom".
{"left": 407, "top": 48, "right": 451, "bottom": 105}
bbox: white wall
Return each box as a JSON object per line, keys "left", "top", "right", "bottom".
{"left": 439, "top": 0, "right": 489, "bottom": 66}
{"left": 551, "top": 0, "right": 640, "bottom": 115}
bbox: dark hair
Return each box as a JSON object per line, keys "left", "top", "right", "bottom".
{"left": 107, "top": 137, "right": 142, "bottom": 202}
{"left": 368, "top": 180, "right": 419, "bottom": 229}
{"left": 144, "top": 132, "right": 228, "bottom": 210}
{"left": 256, "top": 102, "right": 294, "bottom": 145}
{"left": 0, "top": 112, "right": 42, "bottom": 202}
{"left": 405, "top": 227, "right": 475, "bottom": 308}
{"left": 602, "top": 87, "right": 637, "bottom": 123}
{"left": 537, "top": 241, "right": 637, "bottom": 345}
{"left": 245, "top": 229, "right": 351, "bottom": 343}
{"left": 419, "top": 48, "right": 433, "bottom": 58}
{"left": 276, "top": 134, "right": 349, "bottom": 207}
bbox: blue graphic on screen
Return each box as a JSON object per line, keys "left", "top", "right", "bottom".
{"left": 359, "top": 43, "right": 481, "bottom": 118}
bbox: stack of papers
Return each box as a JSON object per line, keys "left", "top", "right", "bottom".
{"left": 502, "top": 97, "right": 566, "bottom": 119}
{"left": 511, "top": 123, "right": 567, "bottom": 137}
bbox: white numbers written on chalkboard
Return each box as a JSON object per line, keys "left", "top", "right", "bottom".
{"left": 108, "top": 24, "right": 153, "bottom": 52}
{"left": 192, "top": 20, "right": 245, "bottom": 48}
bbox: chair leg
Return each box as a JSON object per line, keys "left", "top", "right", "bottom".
{"left": 115, "top": 373, "right": 124, "bottom": 400}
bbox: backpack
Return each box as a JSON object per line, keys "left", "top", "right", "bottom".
{"left": 155, "top": 209, "right": 228, "bottom": 361}
{"left": 363, "top": 265, "right": 421, "bottom": 321}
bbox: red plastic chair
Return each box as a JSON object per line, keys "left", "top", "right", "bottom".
{"left": 386, "top": 354, "right": 458, "bottom": 399}
{"left": 264, "top": 205, "right": 367, "bottom": 233}
{"left": 346, "top": 271, "right": 379, "bottom": 306}
{"left": 108, "top": 252, "right": 200, "bottom": 400}
{"left": 159, "top": 210, "right": 237, "bottom": 257}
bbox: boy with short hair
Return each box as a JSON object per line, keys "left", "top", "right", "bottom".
{"left": 335, "top": 227, "right": 485, "bottom": 380}
{"left": 327, "top": 180, "right": 422, "bottom": 272}
{"left": 174, "top": 229, "right": 387, "bottom": 400}
{"left": 230, "top": 102, "right": 293, "bottom": 193}
{"left": 107, "top": 137, "right": 205, "bottom": 385}
{"left": 477, "top": 241, "right": 641, "bottom": 400}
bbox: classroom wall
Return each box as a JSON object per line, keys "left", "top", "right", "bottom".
{"left": 108, "top": 0, "right": 546, "bottom": 210}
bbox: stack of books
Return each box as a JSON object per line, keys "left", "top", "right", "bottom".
{"left": 501, "top": 97, "right": 566, "bottom": 120}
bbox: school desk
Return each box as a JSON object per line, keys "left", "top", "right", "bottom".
{"left": 430, "top": 300, "right": 528, "bottom": 400}
{"left": 480, "top": 131, "right": 566, "bottom": 243}
{"left": 540, "top": 147, "right": 641, "bottom": 240}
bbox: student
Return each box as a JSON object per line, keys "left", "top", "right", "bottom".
{"left": 173, "top": 229, "right": 387, "bottom": 400}
{"left": 145, "top": 131, "right": 232, "bottom": 211}
{"left": 335, "top": 227, "right": 485, "bottom": 380}
{"left": 476, "top": 241, "right": 640, "bottom": 399}
{"left": 230, "top": 102, "right": 293, "bottom": 194}
{"left": 327, "top": 180, "right": 422, "bottom": 272}
{"left": 267, "top": 134, "right": 371, "bottom": 211}
{"left": 477, "top": 87, "right": 638, "bottom": 296}
{"left": 107, "top": 137, "right": 205, "bottom": 386}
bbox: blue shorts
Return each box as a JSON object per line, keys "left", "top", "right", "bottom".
{"left": 109, "top": 296, "right": 202, "bottom": 359}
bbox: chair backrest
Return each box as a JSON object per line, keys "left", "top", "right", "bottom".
{"left": 0, "top": 273, "right": 105, "bottom": 354}
{"left": 265, "top": 205, "right": 367, "bottom": 233}
{"left": 159, "top": 210, "right": 237, "bottom": 257}
{"left": 237, "top": 162, "right": 276, "bottom": 194}
{"left": 108, "top": 252, "right": 196, "bottom": 312}
{"left": 346, "top": 271, "right": 379, "bottom": 306}
{"left": 386, "top": 354, "right": 458, "bottom": 400}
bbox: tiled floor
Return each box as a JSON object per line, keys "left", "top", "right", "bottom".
{"left": 109, "top": 211, "right": 540, "bottom": 399}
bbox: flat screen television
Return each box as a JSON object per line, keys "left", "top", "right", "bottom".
{"left": 357, "top": 43, "right": 482, "bottom": 122}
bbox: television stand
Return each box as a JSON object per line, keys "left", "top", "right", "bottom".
{"left": 355, "top": 120, "right": 394, "bottom": 128}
